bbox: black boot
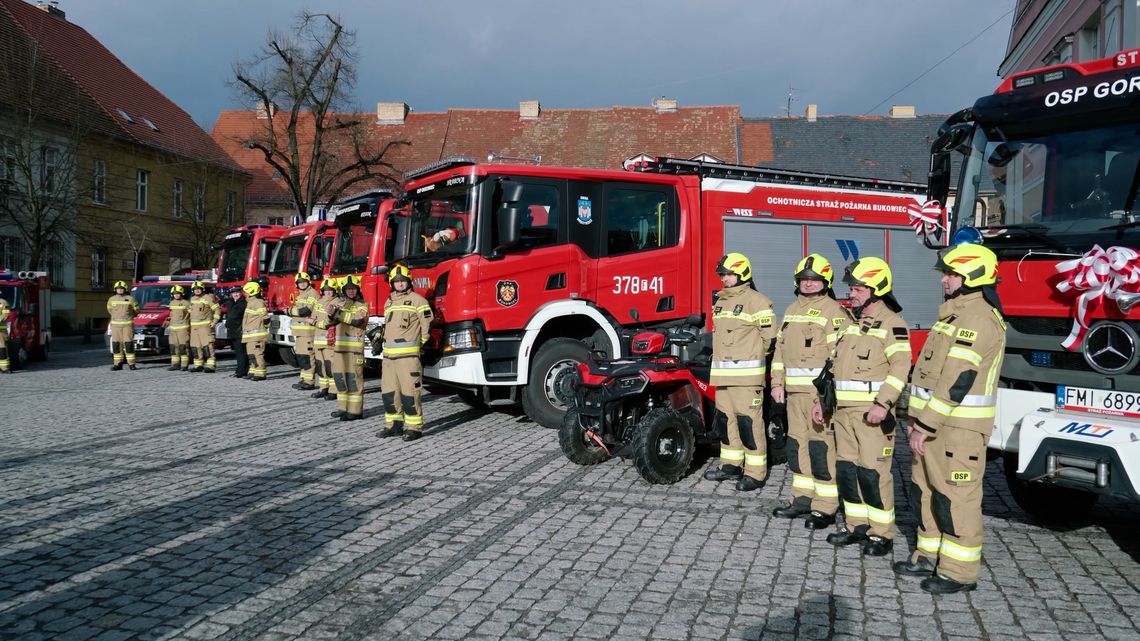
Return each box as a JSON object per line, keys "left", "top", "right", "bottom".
{"left": 921, "top": 574, "right": 977, "bottom": 595}
{"left": 168, "top": 364, "right": 180, "bottom": 371}
{"left": 893, "top": 557, "right": 935, "bottom": 578}
{"left": 735, "top": 475, "right": 765, "bottom": 492}
{"left": 703, "top": 465, "right": 743, "bottom": 482}
{"left": 311, "top": 389, "right": 328, "bottom": 399}
{"left": 190, "top": 366, "right": 203, "bottom": 373}
{"left": 340, "top": 413, "right": 362, "bottom": 422}
{"left": 111, "top": 363, "right": 123, "bottom": 371}
{"left": 772, "top": 497, "right": 813, "bottom": 519}
{"left": 402, "top": 430, "right": 422, "bottom": 442}
{"left": 862, "top": 536, "right": 893, "bottom": 556}
{"left": 249, "top": 376, "right": 266, "bottom": 382}
{"left": 128, "top": 364, "right": 138, "bottom": 370}
{"left": 324, "top": 394, "right": 338, "bottom": 401}
{"left": 826, "top": 525, "right": 870, "bottom": 547}
{"left": 182, "top": 366, "right": 190, "bottom": 372}
{"left": 804, "top": 511, "right": 836, "bottom": 530}
{"left": 377, "top": 422, "right": 404, "bottom": 438}
{"left": 330, "top": 410, "right": 345, "bottom": 419}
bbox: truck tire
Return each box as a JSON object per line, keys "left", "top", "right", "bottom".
{"left": 631, "top": 408, "right": 695, "bottom": 484}
{"left": 10, "top": 339, "right": 26, "bottom": 371}
{"left": 1003, "top": 453, "right": 1099, "bottom": 520}
{"left": 522, "top": 338, "right": 589, "bottom": 429}
{"left": 559, "top": 408, "right": 609, "bottom": 466}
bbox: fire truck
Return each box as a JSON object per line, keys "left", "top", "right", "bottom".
{"left": 0, "top": 269, "right": 51, "bottom": 369}
{"left": 390, "top": 156, "right": 937, "bottom": 428}
{"left": 102, "top": 273, "right": 218, "bottom": 356}
{"left": 264, "top": 218, "right": 338, "bottom": 363}
{"left": 925, "top": 48, "right": 1140, "bottom": 516}
{"left": 214, "top": 223, "right": 284, "bottom": 344}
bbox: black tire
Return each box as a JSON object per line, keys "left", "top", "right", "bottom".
{"left": 276, "top": 346, "right": 298, "bottom": 367}
{"left": 9, "top": 339, "right": 25, "bottom": 371}
{"left": 559, "top": 408, "right": 609, "bottom": 466}
{"left": 631, "top": 408, "right": 695, "bottom": 484}
{"left": 522, "top": 338, "right": 590, "bottom": 429}
{"left": 1004, "top": 453, "right": 1099, "bottom": 520}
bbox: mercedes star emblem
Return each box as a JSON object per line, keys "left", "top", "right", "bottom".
{"left": 1083, "top": 321, "right": 1139, "bottom": 376}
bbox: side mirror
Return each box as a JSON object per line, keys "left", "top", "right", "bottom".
{"left": 928, "top": 152, "right": 952, "bottom": 206}
{"left": 500, "top": 179, "right": 524, "bottom": 204}
{"left": 371, "top": 265, "right": 390, "bottom": 275}
{"left": 931, "top": 122, "right": 973, "bottom": 154}
{"left": 493, "top": 205, "right": 522, "bottom": 255}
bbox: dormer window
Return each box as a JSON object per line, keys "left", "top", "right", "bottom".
{"left": 116, "top": 107, "right": 134, "bottom": 123}
{"left": 142, "top": 117, "right": 159, "bottom": 131}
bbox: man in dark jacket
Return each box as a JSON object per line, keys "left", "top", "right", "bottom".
{"left": 225, "top": 288, "right": 249, "bottom": 378}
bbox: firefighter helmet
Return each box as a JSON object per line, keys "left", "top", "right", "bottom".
{"left": 342, "top": 275, "right": 361, "bottom": 289}
{"left": 388, "top": 264, "right": 412, "bottom": 284}
{"left": 793, "top": 253, "right": 834, "bottom": 288}
{"left": 716, "top": 252, "right": 753, "bottom": 282}
{"left": 242, "top": 281, "right": 261, "bottom": 296}
{"left": 191, "top": 280, "right": 207, "bottom": 291}
{"left": 113, "top": 280, "right": 128, "bottom": 290}
{"left": 934, "top": 243, "right": 999, "bottom": 288}
{"left": 843, "top": 257, "right": 893, "bottom": 297}
{"left": 320, "top": 278, "right": 336, "bottom": 292}
{"left": 170, "top": 285, "right": 185, "bottom": 295}
{"left": 295, "top": 271, "right": 312, "bottom": 284}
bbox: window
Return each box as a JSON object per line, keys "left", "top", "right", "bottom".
{"left": 43, "top": 240, "right": 65, "bottom": 281}
{"left": 169, "top": 247, "right": 193, "bottom": 273}
{"left": 0, "top": 235, "right": 25, "bottom": 269}
{"left": 268, "top": 216, "right": 285, "bottom": 226}
{"left": 90, "top": 247, "right": 107, "bottom": 288}
{"left": 225, "top": 191, "right": 236, "bottom": 225}
{"left": 172, "top": 178, "right": 183, "bottom": 217}
{"left": 40, "top": 146, "right": 56, "bottom": 191}
{"left": 194, "top": 184, "right": 205, "bottom": 222}
{"left": 604, "top": 185, "right": 677, "bottom": 256}
{"left": 0, "top": 138, "right": 15, "bottom": 185}
{"left": 516, "top": 183, "right": 562, "bottom": 250}
{"left": 92, "top": 159, "right": 106, "bottom": 203}
{"left": 136, "top": 169, "right": 149, "bottom": 211}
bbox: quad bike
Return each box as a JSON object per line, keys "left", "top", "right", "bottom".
{"left": 560, "top": 313, "right": 787, "bottom": 484}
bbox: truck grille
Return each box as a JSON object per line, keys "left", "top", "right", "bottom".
{"left": 1007, "top": 317, "right": 1140, "bottom": 376}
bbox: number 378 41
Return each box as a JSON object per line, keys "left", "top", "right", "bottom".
{"left": 612, "top": 275, "right": 664, "bottom": 295}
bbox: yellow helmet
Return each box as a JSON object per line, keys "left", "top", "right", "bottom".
{"left": 295, "top": 271, "right": 312, "bottom": 284}
{"left": 935, "top": 243, "right": 999, "bottom": 288}
{"left": 113, "top": 280, "right": 128, "bottom": 290}
{"left": 716, "top": 252, "right": 752, "bottom": 282}
{"left": 242, "top": 281, "right": 261, "bottom": 296}
{"left": 388, "top": 264, "right": 412, "bottom": 284}
{"left": 342, "top": 275, "right": 361, "bottom": 289}
{"left": 842, "top": 257, "right": 893, "bottom": 297}
{"left": 320, "top": 277, "right": 336, "bottom": 292}
{"left": 793, "top": 253, "right": 834, "bottom": 288}
{"left": 170, "top": 285, "right": 185, "bottom": 295}
{"left": 191, "top": 280, "right": 207, "bottom": 290}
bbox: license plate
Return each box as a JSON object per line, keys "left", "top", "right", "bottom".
{"left": 1057, "top": 385, "right": 1140, "bottom": 419}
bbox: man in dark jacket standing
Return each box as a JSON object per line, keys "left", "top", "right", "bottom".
{"left": 226, "top": 288, "right": 248, "bottom": 378}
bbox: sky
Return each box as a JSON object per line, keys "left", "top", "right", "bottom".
{"left": 57, "top": 0, "right": 1016, "bottom": 131}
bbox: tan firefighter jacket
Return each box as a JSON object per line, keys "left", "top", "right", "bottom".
{"left": 832, "top": 303, "right": 911, "bottom": 409}
{"left": 167, "top": 298, "right": 191, "bottom": 332}
{"left": 772, "top": 294, "right": 851, "bottom": 394}
{"left": 0, "top": 297, "right": 9, "bottom": 334}
{"left": 710, "top": 284, "right": 776, "bottom": 387}
{"left": 333, "top": 298, "right": 369, "bottom": 354}
{"left": 382, "top": 290, "right": 432, "bottom": 359}
{"left": 241, "top": 297, "right": 268, "bottom": 343}
{"left": 289, "top": 286, "right": 319, "bottom": 335}
{"left": 107, "top": 294, "right": 139, "bottom": 328}
{"left": 910, "top": 291, "right": 1007, "bottom": 438}
{"left": 312, "top": 292, "right": 335, "bottom": 348}
{"left": 189, "top": 293, "right": 220, "bottom": 329}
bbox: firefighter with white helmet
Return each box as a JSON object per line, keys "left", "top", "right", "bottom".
{"left": 377, "top": 265, "right": 433, "bottom": 441}
{"left": 241, "top": 280, "right": 269, "bottom": 381}
{"left": 289, "top": 271, "right": 320, "bottom": 391}
{"left": 167, "top": 284, "right": 191, "bottom": 371}
{"left": 107, "top": 280, "right": 139, "bottom": 370}
{"left": 704, "top": 252, "right": 777, "bottom": 491}
{"left": 771, "top": 254, "right": 852, "bottom": 527}
{"left": 0, "top": 294, "right": 11, "bottom": 373}
{"left": 817, "top": 257, "right": 911, "bottom": 558}
{"left": 188, "top": 280, "right": 220, "bottom": 372}
{"left": 310, "top": 277, "right": 338, "bottom": 400}
{"left": 895, "top": 243, "right": 1006, "bottom": 594}
{"left": 329, "top": 274, "right": 368, "bottom": 420}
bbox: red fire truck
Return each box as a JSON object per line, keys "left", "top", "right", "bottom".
{"left": 0, "top": 269, "right": 51, "bottom": 369}
{"left": 214, "top": 223, "right": 284, "bottom": 346}
{"left": 925, "top": 48, "right": 1140, "bottom": 516}
{"left": 264, "top": 218, "right": 338, "bottom": 363}
{"left": 391, "top": 156, "right": 937, "bottom": 428}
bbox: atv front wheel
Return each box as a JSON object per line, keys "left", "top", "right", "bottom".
{"left": 631, "top": 409, "right": 695, "bottom": 484}
{"left": 559, "top": 408, "right": 609, "bottom": 466}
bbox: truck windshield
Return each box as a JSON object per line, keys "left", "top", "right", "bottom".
{"left": 402, "top": 185, "right": 476, "bottom": 261}
{"left": 268, "top": 236, "right": 305, "bottom": 275}
{"left": 218, "top": 240, "right": 251, "bottom": 282}
{"left": 0, "top": 285, "right": 21, "bottom": 309}
{"left": 131, "top": 285, "right": 173, "bottom": 308}
{"left": 331, "top": 218, "right": 375, "bottom": 274}
{"left": 956, "top": 122, "right": 1140, "bottom": 251}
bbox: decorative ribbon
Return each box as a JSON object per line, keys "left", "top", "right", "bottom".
{"left": 1055, "top": 245, "right": 1140, "bottom": 350}
{"left": 906, "top": 200, "right": 945, "bottom": 237}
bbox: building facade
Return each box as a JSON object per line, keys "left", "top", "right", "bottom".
{"left": 1000, "top": 0, "right": 1140, "bottom": 76}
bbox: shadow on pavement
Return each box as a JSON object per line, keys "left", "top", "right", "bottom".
{"left": 745, "top": 591, "right": 860, "bottom": 640}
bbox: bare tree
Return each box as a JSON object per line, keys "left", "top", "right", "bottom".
{"left": 232, "top": 11, "right": 406, "bottom": 220}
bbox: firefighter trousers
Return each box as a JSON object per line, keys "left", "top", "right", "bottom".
{"left": 246, "top": 340, "right": 266, "bottom": 378}
{"left": 786, "top": 392, "right": 839, "bottom": 515}
{"left": 714, "top": 385, "right": 767, "bottom": 480}
{"left": 170, "top": 328, "right": 190, "bottom": 368}
{"left": 382, "top": 356, "right": 423, "bottom": 430}
{"left": 191, "top": 324, "right": 215, "bottom": 370}
{"left": 909, "top": 427, "right": 987, "bottom": 584}
{"left": 111, "top": 323, "right": 135, "bottom": 365}
{"left": 833, "top": 405, "right": 896, "bottom": 540}
{"left": 332, "top": 350, "right": 364, "bottom": 416}
{"left": 295, "top": 331, "right": 315, "bottom": 385}
{"left": 0, "top": 330, "right": 8, "bottom": 371}
{"left": 313, "top": 344, "right": 335, "bottom": 394}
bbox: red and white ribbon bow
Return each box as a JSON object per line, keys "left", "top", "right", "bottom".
{"left": 906, "top": 200, "right": 945, "bottom": 237}
{"left": 1055, "top": 245, "right": 1140, "bottom": 350}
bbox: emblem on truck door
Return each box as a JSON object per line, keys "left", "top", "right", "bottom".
{"left": 576, "top": 197, "right": 593, "bottom": 225}
{"left": 496, "top": 280, "right": 519, "bottom": 307}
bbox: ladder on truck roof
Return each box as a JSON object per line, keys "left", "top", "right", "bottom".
{"left": 632, "top": 156, "right": 927, "bottom": 194}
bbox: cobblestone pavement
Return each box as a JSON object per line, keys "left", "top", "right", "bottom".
{"left": 2, "top": 341, "right": 1139, "bottom": 641}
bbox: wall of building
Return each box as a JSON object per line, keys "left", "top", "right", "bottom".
{"left": 1001, "top": 0, "right": 1139, "bottom": 76}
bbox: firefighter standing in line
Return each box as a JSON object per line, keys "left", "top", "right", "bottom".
{"left": 703, "top": 252, "right": 777, "bottom": 491}
{"left": 0, "top": 295, "right": 11, "bottom": 373}
{"left": 771, "top": 254, "right": 851, "bottom": 527}
{"left": 310, "top": 278, "right": 338, "bottom": 400}
{"left": 377, "top": 265, "right": 433, "bottom": 441}
{"left": 188, "top": 281, "right": 220, "bottom": 372}
{"left": 226, "top": 288, "right": 249, "bottom": 378}
{"left": 289, "top": 272, "right": 319, "bottom": 391}
{"left": 241, "top": 281, "right": 269, "bottom": 381}
{"left": 894, "top": 244, "right": 1006, "bottom": 594}
{"left": 167, "top": 285, "right": 191, "bottom": 371}
{"left": 330, "top": 275, "right": 368, "bottom": 421}
{"left": 815, "top": 257, "right": 912, "bottom": 557}
{"left": 107, "top": 280, "right": 139, "bottom": 371}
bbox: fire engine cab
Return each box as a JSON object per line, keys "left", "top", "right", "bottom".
{"left": 264, "top": 216, "right": 338, "bottom": 364}
{"left": 0, "top": 269, "right": 51, "bottom": 369}
{"left": 389, "top": 156, "right": 937, "bottom": 428}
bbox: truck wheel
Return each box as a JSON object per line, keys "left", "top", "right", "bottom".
{"left": 1003, "top": 453, "right": 1099, "bottom": 520}
{"left": 522, "top": 338, "right": 589, "bottom": 429}
{"left": 10, "top": 339, "right": 26, "bottom": 370}
{"left": 277, "top": 346, "right": 298, "bottom": 368}
{"left": 631, "top": 409, "right": 695, "bottom": 484}
{"left": 559, "top": 408, "right": 609, "bottom": 466}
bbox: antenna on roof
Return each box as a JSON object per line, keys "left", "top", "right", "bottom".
{"left": 781, "top": 83, "right": 797, "bottom": 119}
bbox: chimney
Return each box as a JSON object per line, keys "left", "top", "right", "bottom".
{"left": 36, "top": 2, "right": 65, "bottom": 18}
{"left": 805, "top": 104, "right": 817, "bottom": 122}
{"left": 254, "top": 102, "right": 277, "bottom": 119}
{"left": 519, "top": 100, "right": 540, "bottom": 120}
{"left": 652, "top": 97, "right": 678, "bottom": 113}
{"left": 888, "top": 105, "right": 916, "bottom": 119}
{"left": 376, "top": 101, "right": 409, "bottom": 125}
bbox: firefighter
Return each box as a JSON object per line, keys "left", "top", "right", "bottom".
{"left": 703, "top": 252, "right": 777, "bottom": 491}
{"left": 377, "top": 265, "right": 433, "bottom": 441}
{"left": 0, "top": 295, "right": 11, "bottom": 373}
{"left": 241, "top": 281, "right": 269, "bottom": 381}
{"left": 107, "top": 280, "right": 139, "bottom": 370}
{"left": 289, "top": 271, "right": 320, "bottom": 391}
{"left": 816, "top": 257, "right": 911, "bottom": 557}
{"left": 330, "top": 275, "right": 368, "bottom": 421}
{"left": 895, "top": 244, "right": 1006, "bottom": 594}
{"left": 188, "top": 281, "right": 220, "bottom": 372}
{"left": 771, "top": 254, "right": 851, "bottom": 527}
{"left": 310, "top": 277, "right": 338, "bottom": 399}
{"left": 167, "top": 285, "right": 191, "bottom": 371}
